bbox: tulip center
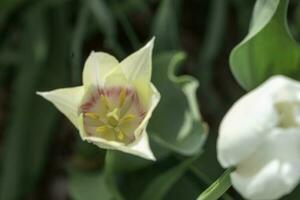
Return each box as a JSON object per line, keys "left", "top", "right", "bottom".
{"left": 80, "top": 87, "right": 146, "bottom": 144}
{"left": 275, "top": 101, "right": 300, "bottom": 128}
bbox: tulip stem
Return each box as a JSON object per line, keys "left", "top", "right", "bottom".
{"left": 196, "top": 168, "right": 234, "bottom": 200}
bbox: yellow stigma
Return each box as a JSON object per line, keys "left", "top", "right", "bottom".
{"left": 107, "top": 108, "right": 119, "bottom": 127}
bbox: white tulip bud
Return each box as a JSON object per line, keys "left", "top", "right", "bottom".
{"left": 217, "top": 75, "right": 300, "bottom": 199}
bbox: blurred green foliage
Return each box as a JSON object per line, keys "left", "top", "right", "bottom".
{"left": 230, "top": 0, "right": 300, "bottom": 90}
{"left": 0, "top": 0, "right": 300, "bottom": 200}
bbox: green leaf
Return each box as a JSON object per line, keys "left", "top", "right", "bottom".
{"left": 139, "top": 157, "right": 197, "bottom": 200}
{"left": 196, "top": 168, "right": 233, "bottom": 200}
{"left": 190, "top": 165, "right": 234, "bottom": 200}
{"left": 68, "top": 169, "right": 113, "bottom": 200}
{"left": 230, "top": 0, "right": 300, "bottom": 90}
{"left": 149, "top": 51, "right": 208, "bottom": 156}
{"left": 152, "top": 0, "right": 180, "bottom": 51}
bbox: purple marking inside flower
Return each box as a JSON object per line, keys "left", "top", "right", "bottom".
{"left": 80, "top": 86, "right": 146, "bottom": 144}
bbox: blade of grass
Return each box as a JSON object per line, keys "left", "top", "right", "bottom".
{"left": 196, "top": 168, "right": 234, "bottom": 200}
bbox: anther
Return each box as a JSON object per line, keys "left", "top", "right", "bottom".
{"left": 85, "top": 112, "right": 99, "bottom": 120}
{"left": 96, "top": 125, "right": 108, "bottom": 134}
{"left": 119, "top": 88, "right": 126, "bottom": 107}
{"left": 120, "top": 114, "right": 135, "bottom": 124}
{"left": 117, "top": 131, "right": 125, "bottom": 140}
{"left": 100, "top": 95, "right": 110, "bottom": 110}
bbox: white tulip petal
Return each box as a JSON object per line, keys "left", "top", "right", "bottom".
{"left": 232, "top": 160, "right": 286, "bottom": 200}
{"left": 83, "top": 52, "right": 119, "bottom": 87}
{"left": 217, "top": 75, "right": 300, "bottom": 199}
{"left": 104, "top": 65, "right": 129, "bottom": 87}
{"left": 232, "top": 160, "right": 300, "bottom": 200}
{"left": 263, "top": 75, "right": 300, "bottom": 100}
{"left": 217, "top": 87, "right": 278, "bottom": 168}
{"left": 231, "top": 128, "right": 300, "bottom": 199}
{"left": 217, "top": 75, "right": 300, "bottom": 168}
{"left": 37, "top": 86, "right": 84, "bottom": 128}
{"left": 134, "top": 83, "right": 160, "bottom": 138}
{"left": 120, "top": 38, "right": 154, "bottom": 84}
{"left": 83, "top": 131, "right": 155, "bottom": 160}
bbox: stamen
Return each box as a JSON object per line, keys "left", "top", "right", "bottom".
{"left": 117, "top": 131, "right": 125, "bottom": 140}
{"left": 100, "top": 95, "right": 110, "bottom": 110}
{"left": 120, "top": 114, "right": 135, "bottom": 124}
{"left": 96, "top": 125, "right": 108, "bottom": 134}
{"left": 85, "top": 112, "right": 99, "bottom": 120}
{"left": 119, "top": 88, "right": 126, "bottom": 107}
{"left": 82, "top": 86, "right": 146, "bottom": 144}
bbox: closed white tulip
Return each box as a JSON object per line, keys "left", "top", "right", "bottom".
{"left": 37, "top": 38, "right": 160, "bottom": 160}
{"left": 217, "top": 75, "right": 300, "bottom": 199}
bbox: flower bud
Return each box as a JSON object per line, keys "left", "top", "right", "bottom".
{"left": 218, "top": 75, "right": 300, "bottom": 199}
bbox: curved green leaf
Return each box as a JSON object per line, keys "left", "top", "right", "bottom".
{"left": 230, "top": 0, "right": 300, "bottom": 90}
{"left": 149, "top": 51, "right": 208, "bottom": 156}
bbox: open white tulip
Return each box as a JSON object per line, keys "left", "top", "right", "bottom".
{"left": 37, "top": 38, "right": 160, "bottom": 160}
{"left": 217, "top": 75, "right": 300, "bottom": 199}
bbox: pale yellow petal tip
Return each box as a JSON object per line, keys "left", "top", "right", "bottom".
{"left": 83, "top": 133, "right": 157, "bottom": 161}
{"left": 140, "top": 37, "right": 155, "bottom": 54}
{"left": 147, "top": 153, "right": 156, "bottom": 161}
{"left": 138, "top": 148, "right": 156, "bottom": 161}
{"left": 36, "top": 91, "right": 49, "bottom": 98}
{"left": 128, "top": 148, "right": 156, "bottom": 161}
{"left": 36, "top": 91, "right": 54, "bottom": 102}
{"left": 129, "top": 149, "right": 156, "bottom": 161}
{"left": 145, "top": 37, "right": 155, "bottom": 49}
{"left": 131, "top": 132, "right": 157, "bottom": 161}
